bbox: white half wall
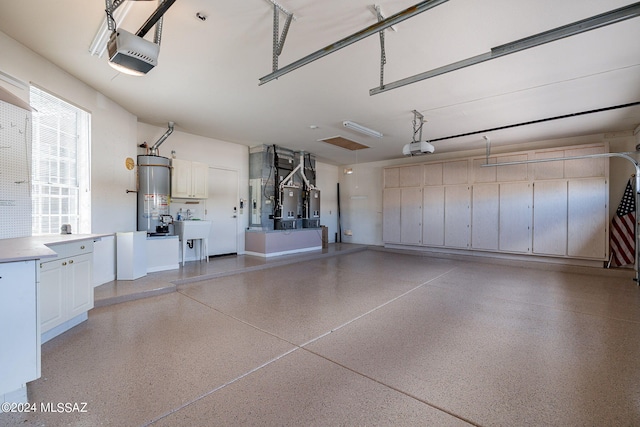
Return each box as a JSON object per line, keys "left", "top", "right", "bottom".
{"left": 93, "top": 235, "right": 116, "bottom": 286}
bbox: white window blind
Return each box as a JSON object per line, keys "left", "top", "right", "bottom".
{"left": 30, "top": 86, "right": 91, "bottom": 235}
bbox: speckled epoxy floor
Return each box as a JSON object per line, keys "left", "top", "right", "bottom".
{"left": 3, "top": 249, "right": 640, "bottom": 426}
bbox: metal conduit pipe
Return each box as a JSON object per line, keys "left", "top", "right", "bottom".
{"left": 298, "top": 151, "right": 313, "bottom": 190}
{"left": 149, "top": 121, "right": 174, "bottom": 156}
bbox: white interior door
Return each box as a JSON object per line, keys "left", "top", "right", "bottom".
{"left": 205, "top": 168, "right": 238, "bottom": 256}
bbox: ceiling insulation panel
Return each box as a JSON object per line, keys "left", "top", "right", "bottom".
{"left": 318, "top": 136, "right": 369, "bottom": 151}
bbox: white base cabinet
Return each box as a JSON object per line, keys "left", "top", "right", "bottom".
{"left": 567, "top": 178, "right": 608, "bottom": 259}
{"left": 0, "top": 260, "right": 39, "bottom": 402}
{"left": 116, "top": 231, "right": 147, "bottom": 280}
{"left": 423, "top": 186, "right": 445, "bottom": 246}
{"left": 499, "top": 182, "right": 532, "bottom": 254}
{"left": 382, "top": 187, "right": 423, "bottom": 245}
{"left": 533, "top": 180, "right": 568, "bottom": 256}
{"left": 382, "top": 188, "right": 401, "bottom": 243}
{"left": 146, "top": 235, "right": 179, "bottom": 272}
{"left": 444, "top": 185, "right": 471, "bottom": 249}
{"left": 40, "top": 241, "right": 94, "bottom": 343}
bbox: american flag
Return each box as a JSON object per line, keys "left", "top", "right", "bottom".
{"left": 610, "top": 178, "right": 636, "bottom": 267}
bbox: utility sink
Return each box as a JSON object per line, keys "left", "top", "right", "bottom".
{"left": 173, "top": 220, "right": 212, "bottom": 241}
{"left": 173, "top": 220, "right": 212, "bottom": 265}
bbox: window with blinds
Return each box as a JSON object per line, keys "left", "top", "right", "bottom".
{"left": 30, "top": 86, "right": 91, "bottom": 235}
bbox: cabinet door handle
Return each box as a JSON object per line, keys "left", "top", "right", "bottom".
{"left": 80, "top": 245, "right": 85, "bottom": 250}
{"left": 69, "top": 259, "right": 74, "bottom": 264}
{"left": 62, "top": 261, "right": 67, "bottom": 266}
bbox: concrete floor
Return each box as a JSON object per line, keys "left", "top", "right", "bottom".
{"left": 2, "top": 246, "right": 640, "bottom": 426}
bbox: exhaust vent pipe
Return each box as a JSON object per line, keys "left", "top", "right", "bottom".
{"left": 149, "top": 121, "right": 174, "bottom": 155}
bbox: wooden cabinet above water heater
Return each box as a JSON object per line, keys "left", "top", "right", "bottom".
{"left": 171, "top": 158, "right": 208, "bottom": 199}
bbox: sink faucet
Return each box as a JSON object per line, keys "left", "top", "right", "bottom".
{"left": 186, "top": 209, "right": 192, "bottom": 220}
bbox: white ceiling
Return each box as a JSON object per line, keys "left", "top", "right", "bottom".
{"left": 1, "top": 0, "right": 639, "bottom": 165}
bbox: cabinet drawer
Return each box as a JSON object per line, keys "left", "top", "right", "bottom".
{"left": 46, "top": 240, "right": 94, "bottom": 261}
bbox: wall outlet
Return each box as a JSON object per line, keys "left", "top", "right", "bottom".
{"left": 344, "top": 230, "right": 353, "bottom": 236}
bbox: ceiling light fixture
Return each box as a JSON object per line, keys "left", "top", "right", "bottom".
{"left": 342, "top": 121, "right": 383, "bottom": 138}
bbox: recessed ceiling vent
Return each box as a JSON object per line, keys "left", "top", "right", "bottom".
{"left": 318, "top": 136, "right": 369, "bottom": 151}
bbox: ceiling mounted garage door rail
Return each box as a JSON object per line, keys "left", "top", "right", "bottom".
{"left": 370, "top": 2, "right": 640, "bottom": 95}
{"left": 258, "top": 0, "right": 450, "bottom": 85}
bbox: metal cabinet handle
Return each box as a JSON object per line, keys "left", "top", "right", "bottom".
{"left": 62, "top": 261, "right": 67, "bottom": 266}
{"left": 69, "top": 259, "right": 74, "bottom": 264}
{"left": 80, "top": 245, "right": 85, "bottom": 250}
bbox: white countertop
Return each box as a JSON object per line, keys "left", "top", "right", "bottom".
{"left": 0, "top": 234, "right": 112, "bottom": 263}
